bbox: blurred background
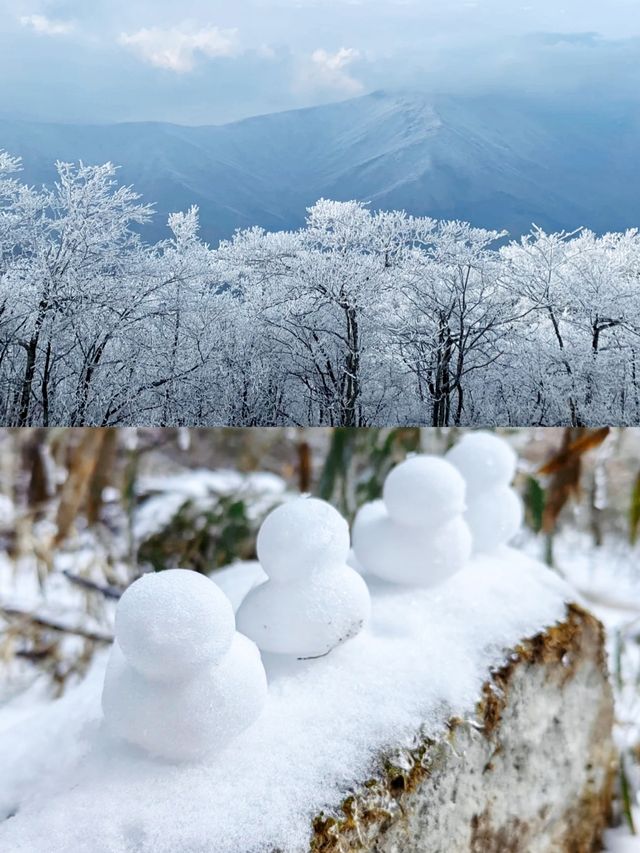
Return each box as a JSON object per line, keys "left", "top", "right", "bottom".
{"left": 0, "top": 426, "right": 639, "bottom": 840}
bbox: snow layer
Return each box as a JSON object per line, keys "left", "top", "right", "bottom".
{"left": 605, "top": 810, "right": 640, "bottom": 852}
{"left": 0, "top": 547, "right": 573, "bottom": 853}
{"left": 133, "top": 469, "right": 287, "bottom": 543}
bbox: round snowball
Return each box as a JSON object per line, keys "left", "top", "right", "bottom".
{"left": 349, "top": 501, "right": 387, "bottom": 574}
{"left": 352, "top": 499, "right": 387, "bottom": 537}
{"left": 236, "top": 565, "right": 371, "bottom": 657}
{"left": 446, "top": 431, "right": 517, "bottom": 497}
{"left": 256, "top": 497, "right": 350, "bottom": 581}
{"left": 353, "top": 502, "right": 472, "bottom": 586}
{"left": 383, "top": 455, "right": 467, "bottom": 528}
{"left": 115, "top": 569, "right": 235, "bottom": 680}
{"left": 346, "top": 549, "right": 366, "bottom": 576}
{"left": 102, "top": 634, "right": 267, "bottom": 762}
{"left": 465, "top": 485, "right": 523, "bottom": 553}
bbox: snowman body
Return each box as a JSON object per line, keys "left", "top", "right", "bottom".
{"left": 352, "top": 455, "right": 472, "bottom": 586}
{"left": 236, "top": 498, "right": 371, "bottom": 658}
{"left": 446, "top": 431, "right": 523, "bottom": 553}
{"left": 102, "top": 569, "right": 267, "bottom": 762}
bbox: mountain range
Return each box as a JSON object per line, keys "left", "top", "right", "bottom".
{"left": 1, "top": 90, "right": 638, "bottom": 243}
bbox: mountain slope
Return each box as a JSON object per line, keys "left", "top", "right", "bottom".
{"left": 1, "top": 91, "right": 638, "bottom": 243}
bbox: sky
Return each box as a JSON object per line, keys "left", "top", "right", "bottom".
{"left": 1, "top": 0, "right": 639, "bottom": 125}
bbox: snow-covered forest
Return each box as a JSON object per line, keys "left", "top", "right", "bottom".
{"left": 2, "top": 152, "right": 640, "bottom": 428}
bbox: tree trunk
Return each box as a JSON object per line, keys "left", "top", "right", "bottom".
{"left": 17, "top": 291, "right": 50, "bottom": 427}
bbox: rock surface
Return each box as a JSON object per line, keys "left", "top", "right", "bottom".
{"left": 311, "top": 605, "right": 614, "bottom": 853}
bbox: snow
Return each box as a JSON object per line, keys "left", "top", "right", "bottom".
{"left": 213, "top": 560, "right": 267, "bottom": 611}
{"left": 532, "top": 529, "right": 640, "bottom": 615}
{"left": 0, "top": 533, "right": 118, "bottom": 625}
{"left": 352, "top": 455, "right": 472, "bottom": 586}
{"left": 447, "top": 431, "right": 523, "bottom": 553}
{"left": 134, "top": 469, "right": 287, "bottom": 542}
{"left": 103, "top": 634, "right": 267, "bottom": 762}
{"left": 103, "top": 569, "right": 267, "bottom": 761}
{"left": 605, "top": 812, "right": 640, "bottom": 852}
{"left": 0, "top": 494, "right": 15, "bottom": 529}
{"left": 0, "top": 546, "right": 573, "bottom": 853}
{"left": 464, "top": 484, "right": 524, "bottom": 554}
{"left": 255, "top": 497, "right": 350, "bottom": 580}
{"left": 237, "top": 498, "right": 371, "bottom": 657}
{"left": 236, "top": 563, "right": 371, "bottom": 658}
{"left": 446, "top": 430, "right": 517, "bottom": 496}
{"left": 115, "top": 570, "right": 235, "bottom": 679}
{"left": 382, "top": 455, "right": 466, "bottom": 527}
{"left": 353, "top": 502, "right": 472, "bottom": 586}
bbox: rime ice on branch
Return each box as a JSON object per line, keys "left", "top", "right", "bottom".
{"left": 446, "top": 431, "right": 524, "bottom": 553}
{"left": 102, "top": 569, "right": 267, "bottom": 761}
{"left": 352, "top": 456, "right": 472, "bottom": 586}
{"left": 236, "top": 497, "right": 371, "bottom": 658}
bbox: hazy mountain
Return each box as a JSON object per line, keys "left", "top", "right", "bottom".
{"left": 1, "top": 90, "right": 638, "bottom": 243}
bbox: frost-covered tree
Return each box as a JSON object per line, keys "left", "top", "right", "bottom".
{"left": 500, "top": 227, "right": 640, "bottom": 425}
{"left": 1, "top": 151, "right": 639, "bottom": 427}
{"left": 0, "top": 159, "right": 153, "bottom": 425}
{"left": 217, "top": 202, "right": 410, "bottom": 426}
{"left": 393, "top": 220, "right": 511, "bottom": 425}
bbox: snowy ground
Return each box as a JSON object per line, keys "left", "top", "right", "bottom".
{"left": 0, "top": 547, "right": 576, "bottom": 853}
{"left": 608, "top": 817, "right": 640, "bottom": 853}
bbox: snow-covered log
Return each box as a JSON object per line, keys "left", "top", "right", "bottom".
{"left": 0, "top": 550, "right": 615, "bottom": 853}
{"left": 311, "top": 604, "right": 614, "bottom": 853}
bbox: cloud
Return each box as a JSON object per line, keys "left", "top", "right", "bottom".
{"left": 19, "top": 13, "right": 74, "bottom": 36}
{"left": 300, "top": 47, "right": 363, "bottom": 94}
{"left": 3, "top": 0, "right": 640, "bottom": 125}
{"left": 118, "top": 23, "right": 239, "bottom": 72}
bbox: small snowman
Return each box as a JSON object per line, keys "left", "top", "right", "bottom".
{"left": 352, "top": 455, "right": 472, "bottom": 586}
{"left": 446, "top": 431, "right": 523, "bottom": 553}
{"left": 102, "top": 569, "right": 267, "bottom": 762}
{"left": 236, "top": 497, "right": 371, "bottom": 658}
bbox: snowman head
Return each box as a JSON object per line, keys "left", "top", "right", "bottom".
{"left": 257, "top": 497, "right": 350, "bottom": 582}
{"left": 115, "top": 569, "right": 235, "bottom": 681}
{"left": 382, "top": 455, "right": 467, "bottom": 528}
{"left": 446, "top": 431, "right": 517, "bottom": 496}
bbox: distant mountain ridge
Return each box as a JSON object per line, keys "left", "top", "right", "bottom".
{"left": 1, "top": 90, "right": 638, "bottom": 243}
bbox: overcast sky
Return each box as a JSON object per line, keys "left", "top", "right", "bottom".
{"left": 1, "top": 0, "right": 639, "bottom": 124}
